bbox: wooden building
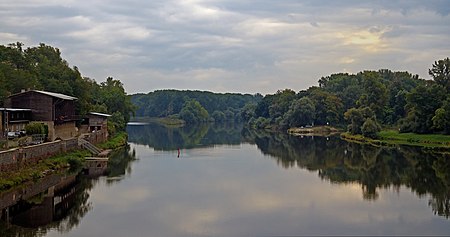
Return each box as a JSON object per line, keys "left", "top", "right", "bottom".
{"left": 0, "top": 108, "right": 32, "bottom": 139}
{"left": 80, "top": 112, "right": 111, "bottom": 143}
{"left": 5, "top": 90, "right": 79, "bottom": 141}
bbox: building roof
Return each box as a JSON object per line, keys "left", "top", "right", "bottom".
{"left": 33, "top": 90, "right": 78, "bottom": 100}
{"left": 9, "top": 90, "right": 78, "bottom": 100}
{"left": 89, "top": 112, "right": 112, "bottom": 117}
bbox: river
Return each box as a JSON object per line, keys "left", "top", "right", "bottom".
{"left": 1, "top": 122, "right": 449, "bottom": 236}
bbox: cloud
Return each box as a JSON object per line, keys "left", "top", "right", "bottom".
{"left": 0, "top": 0, "right": 449, "bottom": 94}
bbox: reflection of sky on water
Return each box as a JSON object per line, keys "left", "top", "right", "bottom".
{"left": 46, "top": 143, "right": 450, "bottom": 237}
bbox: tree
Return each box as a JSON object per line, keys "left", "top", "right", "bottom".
{"left": 401, "top": 84, "right": 446, "bottom": 133}
{"left": 307, "top": 87, "right": 344, "bottom": 125}
{"left": 108, "top": 111, "right": 126, "bottom": 135}
{"left": 97, "top": 77, "right": 136, "bottom": 125}
{"left": 268, "top": 89, "right": 296, "bottom": 121}
{"left": 212, "top": 110, "right": 226, "bottom": 122}
{"left": 344, "top": 107, "right": 374, "bottom": 135}
{"left": 432, "top": 98, "right": 450, "bottom": 134}
{"left": 362, "top": 118, "right": 381, "bottom": 139}
{"left": 179, "top": 99, "right": 209, "bottom": 123}
{"left": 283, "top": 97, "right": 315, "bottom": 128}
{"left": 240, "top": 103, "right": 256, "bottom": 122}
{"left": 429, "top": 57, "right": 450, "bottom": 91}
{"left": 357, "top": 71, "right": 388, "bottom": 120}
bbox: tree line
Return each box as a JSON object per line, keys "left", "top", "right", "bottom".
{"left": 129, "top": 58, "right": 449, "bottom": 136}
{"left": 131, "top": 90, "right": 261, "bottom": 123}
{"left": 0, "top": 42, "right": 135, "bottom": 134}
{"left": 241, "top": 58, "right": 450, "bottom": 136}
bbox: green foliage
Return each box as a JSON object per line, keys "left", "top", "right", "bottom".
{"left": 98, "top": 131, "right": 128, "bottom": 149}
{"left": 97, "top": 77, "right": 136, "bottom": 123}
{"left": 239, "top": 58, "right": 449, "bottom": 138}
{"left": 377, "top": 130, "right": 450, "bottom": 147}
{"left": 212, "top": 110, "right": 226, "bottom": 122}
{"left": 108, "top": 112, "right": 126, "bottom": 135}
{"left": 400, "top": 84, "right": 446, "bottom": 133}
{"left": 361, "top": 118, "right": 381, "bottom": 139}
{"left": 432, "top": 98, "right": 450, "bottom": 134}
{"left": 25, "top": 122, "right": 46, "bottom": 135}
{"left": 283, "top": 97, "right": 316, "bottom": 128}
{"left": 130, "top": 90, "right": 260, "bottom": 121}
{"left": 429, "top": 57, "right": 450, "bottom": 91}
{"left": 254, "top": 117, "right": 270, "bottom": 129}
{"left": 357, "top": 71, "right": 388, "bottom": 119}
{"left": 0, "top": 42, "right": 134, "bottom": 131}
{"left": 179, "top": 99, "right": 210, "bottom": 123}
{"left": 307, "top": 87, "right": 344, "bottom": 125}
{"left": 344, "top": 107, "right": 374, "bottom": 135}
{"left": 240, "top": 103, "right": 257, "bottom": 122}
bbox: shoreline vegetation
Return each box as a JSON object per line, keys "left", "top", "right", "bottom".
{"left": 133, "top": 117, "right": 450, "bottom": 151}
{"left": 341, "top": 130, "right": 450, "bottom": 151}
{"left": 0, "top": 132, "right": 128, "bottom": 192}
{"left": 287, "top": 126, "right": 341, "bottom": 136}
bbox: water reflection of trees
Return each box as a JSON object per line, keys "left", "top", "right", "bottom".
{"left": 242, "top": 128, "right": 450, "bottom": 218}
{"left": 0, "top": 176, "right": 93, "bottom": 237}
{"left": 127, "top": 123, "right": 450, "bottom": 218}
{"left": 127, "top": 122, "right": 244, "bottom": 150}
{"left": 0, "top": 146, "right": 137, "bottom": 237}
{"left": 106, "top": 145, "right": 137, "bottom": 183}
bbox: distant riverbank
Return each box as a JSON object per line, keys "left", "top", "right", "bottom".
{"left": 287, "top": 126, "right": 341, "bottom": 136}
{"left": 341, "top": 130, "right": 450, "bottom": 152}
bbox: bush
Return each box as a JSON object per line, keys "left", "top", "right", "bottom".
{"left": 362, "top": 118, "right": 381, "bottom": 139}
{"left": 25, "top": 122, "right": 46, "bottom": 135}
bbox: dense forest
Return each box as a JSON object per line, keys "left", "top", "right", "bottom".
{"left": 0, "top": 42, "right": 135, "bottom": 133}
{"left": 130, "top": 58, "right": 449, "bottom": 136}
{"left": 241, "top": 58, "right": 450, "bottom": 136}
{"left": 131, "top": 90, "right": 261, "bottom": 123}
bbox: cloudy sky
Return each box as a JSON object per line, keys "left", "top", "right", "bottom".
{"left": 1, "top": 0, "right": 449, "bottom": 94}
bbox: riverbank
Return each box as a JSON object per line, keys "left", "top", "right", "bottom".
{"left": 341, "top": 130, "right": 450, "bottom": 152}
{"left": 288, "top": 126, "right": 341, "bottom": 136}
{"left": 0, "top": 132, "right": 128, "bottom": 191}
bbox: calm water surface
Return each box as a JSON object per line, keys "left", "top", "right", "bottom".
{"left": 1, "top": 123, "right": 450, "bottom": 236}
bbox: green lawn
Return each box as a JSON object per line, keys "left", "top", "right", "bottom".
{"left": 378, "top": 130, "right": 450, "bottom": 147}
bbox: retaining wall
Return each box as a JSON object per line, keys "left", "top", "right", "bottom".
{"left": 0, "top": 138, "right": 80, "bottom": 172}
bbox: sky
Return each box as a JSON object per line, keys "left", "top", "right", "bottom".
{"left": 0, "top": 0, "right": 449, "bottom": 95}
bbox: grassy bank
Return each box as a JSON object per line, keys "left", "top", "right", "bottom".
{"left": 0, "top": 132, "right": 129, "bottom": 192}
{"left": 98, "top": 131, "right": 129, "bottom": 150}
{"left": 378, "top": 130, "right": 450, "bottom": 147}
{"left": 341, "top": 130, "right": 450, "bottom": 150}
{"left": 0, "top": 150, "right": 90, "bottom": 191}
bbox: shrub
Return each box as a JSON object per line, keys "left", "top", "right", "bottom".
{"left": 362, "top": 118, "right": 381, "bottom": 139}
{"left": 25, "top": 122, "right": 46, "bottom": 135}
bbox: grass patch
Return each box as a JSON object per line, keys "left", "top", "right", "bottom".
{"left": 378, "top": 130, "right": 450, "bottom": 146}
{"left": 341, "top": 130, "right": 450, "bottom": 151}
{"left": 98, "top": 132, "right": 128, "bottom": 150}
{"left": 0, "top": 149, "right": 90, "bottom": 191}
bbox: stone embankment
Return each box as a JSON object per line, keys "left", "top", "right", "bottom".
{"left": 0, "top": 138, "right": 79, "bottom": 172}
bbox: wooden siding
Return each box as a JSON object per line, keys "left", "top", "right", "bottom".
{"left": 5, "top": 91, "right": 76, "bottom": 122}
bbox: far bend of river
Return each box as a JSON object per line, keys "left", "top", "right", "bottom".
{"left": 1, "top": 123, "right": 450, "bottom": 236}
